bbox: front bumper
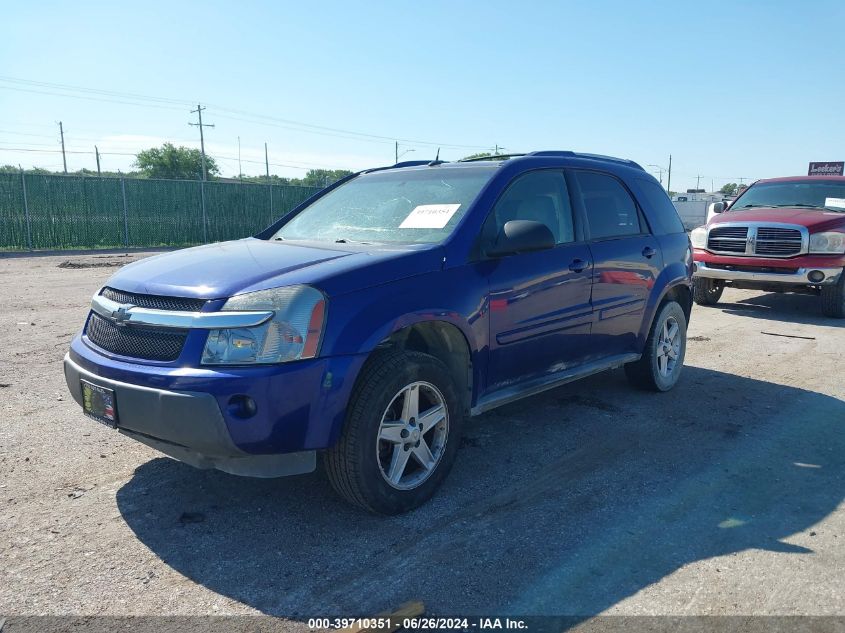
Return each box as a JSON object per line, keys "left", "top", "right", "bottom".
{"left": 694, "top": 262, "right": 843, "bottom": 285}
{"left": 65, "top": 333, "right": 369, "bottom": 476}
{"left": 64, "top": 353, "right": 316, "bottom": 477}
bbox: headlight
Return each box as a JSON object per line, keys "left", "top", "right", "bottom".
{"left": 202, "top": 285, "right": 326, "bottom": 365}
{"left": 690, "top": 226, "right": 708, "bottom": 249}
{"left": 809, "top": 232, "right": 845, "bottom": 254}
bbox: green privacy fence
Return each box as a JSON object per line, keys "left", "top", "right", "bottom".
{"left": 0, "top": 172, "right": 322, "bottom": 251}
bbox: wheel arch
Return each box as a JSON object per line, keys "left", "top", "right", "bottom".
{"left": 369, "top": 319, "right": 474, "bottom": 417}
{"left": 639, "top": 264, "right": 693, "bottom": 349}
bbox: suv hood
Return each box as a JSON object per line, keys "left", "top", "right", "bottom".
{"left": 107, "top": 238, "right": 443, "bottom": 300}
{"left": 712, "top": 207, "right": 845, "bottom": 231}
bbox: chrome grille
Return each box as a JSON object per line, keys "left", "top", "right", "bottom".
{"left": 101, "top": 287, "right": 207, "bottom": 312}
{"left": 708, "top": 226, "right": 748, "bottom": 253}
{"left": 754, "top": 227, "right": 803, "bottom": 257}
{"left": 85, "top": 288, "right": 204, "bottom": 361}
{"left": 706, "top": 224, "right": 806, "bottom": 257}
{"left": 85, "top": 313, "right": 187, "bottom": 361}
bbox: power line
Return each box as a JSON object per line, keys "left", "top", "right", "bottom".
{"left": 0, "top": 75, "right": 491, "bottom": 150}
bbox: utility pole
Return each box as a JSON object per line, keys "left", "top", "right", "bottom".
{"left": 696, "top": 174, "right": 702, "bottom": 190}
{"left": 189, "top": 104, "right": 215, "bottom": 181}
{"left": 95, "top": 145, "right": 101, "bottom": 176}
{"left": 264, "top": 142, "right": 270, "bottom": 181}
{"left": 648, "top": 164, "right": 664, "bottom": 184}
{"left": 667, "top": 154, "right": 672, "bottom": 197}
{"left": 237, "top": 136, "right": 242, "bottom": 180}
{"left": 395, "top": 141, "right": 398, "bottom": 164}
{"left": 58, "top": 121, "right": 67, "bottom": 173}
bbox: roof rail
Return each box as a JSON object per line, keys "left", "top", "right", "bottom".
{"left": 527, "top": 151, "right": 645, "bottom": 171}
{"left": 458, "top": 153, "right": 526, "bottom": 163}
{"left": 361, "top": 160, "right": 434, "bottom": 174}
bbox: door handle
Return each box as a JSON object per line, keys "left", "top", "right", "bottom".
{"left": 642, "top": 246, "right": 656, "bottom": 259}
{"left": 569, "top": 258, "right": 588, "bottom": 273}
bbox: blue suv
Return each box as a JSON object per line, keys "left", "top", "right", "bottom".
{"left": 64, "top": 151, "right": 693, "bottom": 514}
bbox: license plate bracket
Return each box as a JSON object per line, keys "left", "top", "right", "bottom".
{"left": 80, "top": 380, "right": 118, "bottom": 428}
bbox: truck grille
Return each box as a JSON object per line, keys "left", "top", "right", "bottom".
{"left": 84, "top": 288, "right": 206, "bottom": 361}
{"left": 708, "top": 226, "right": 748, "bottom": 253}
{"left": 707, "top": 224, "right": 806, "bottom": 257}
{"left": 754, "top": 227, "right": 803, "bottom": 257}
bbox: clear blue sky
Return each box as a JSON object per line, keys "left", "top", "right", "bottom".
{"left": 2, "top": 0, "right": 843, "bottom": 192}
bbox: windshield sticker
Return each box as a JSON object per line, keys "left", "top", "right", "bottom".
{"left": 399, "top": 204, "right": 461, "bottom": 229}
{"left": 824, "top": 197, "right": 845, "bottom": 209}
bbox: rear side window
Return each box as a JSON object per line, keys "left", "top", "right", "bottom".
{"left": 635, "top": 178, "right": 685, "bottom": 234}
{"left": 572, "top": 171, "right": 642, "bottom": 239}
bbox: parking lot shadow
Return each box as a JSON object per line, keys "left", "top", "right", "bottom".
{"left": 716, "top": 290, "right": 844, "bottom": 327}
{"left": 116, "top": 366, "right": 844, "bottom": 617}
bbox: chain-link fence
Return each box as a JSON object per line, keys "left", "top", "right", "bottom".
{"left": 0, "top": 172, "right": 322, "bottom": 251}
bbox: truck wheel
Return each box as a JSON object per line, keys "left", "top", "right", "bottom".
{"left": 325, "top": 349, "right": 462, "bottom": 514}
{"left": 625, "top": 300, "right": 687, "bottom": 392}
{"left": 821, "top": 270, "right": 845, "bottom": 318}
{"left": 692, "top": 277, "right": 723, "bottom": 305}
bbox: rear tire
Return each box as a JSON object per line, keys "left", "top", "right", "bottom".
{"left": 325, "top": 349, "right": 462, "bottom": 514}
{"left": 693, "top": 277, "right": 724, "bottom": 306}
{"left": 625, "top": 301, "right": 687, "bottom": 392}
{"left": 821, "top": 270, "right": 845, "bottom": 318}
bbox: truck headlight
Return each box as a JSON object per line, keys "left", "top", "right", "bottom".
{"left": 201, "top": 285, "right": 326, "bottom": 365}
{"left": 690, "top": 226, "right": 708, "bottom": 249}
{"left": 809, "top": 232, "right": 845, "bottom": 254}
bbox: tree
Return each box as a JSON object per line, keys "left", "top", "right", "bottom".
{"left": 134, "top": 143, "right": 219, "bottom": 180}
{"left": 719, "top": 183, "right": 738, "bottom": 196}
{"left": 300, "top": 169, "right": 353, "bottom": 188}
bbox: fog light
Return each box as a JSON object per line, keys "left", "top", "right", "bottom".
{"left": 227, "top": 395, "right": 257, "bottom": 419}
{"left": 808, "top": 270, "right": 825, "bottom": 283}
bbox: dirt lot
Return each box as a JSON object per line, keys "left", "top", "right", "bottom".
{"left": 1, "top": 251, "right": 843, "bottom": 623}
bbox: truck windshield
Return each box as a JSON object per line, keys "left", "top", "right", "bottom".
{"left": 273, "top": 166, "right": 497, "bottom": 244}
{"left": 732, "top": 180, "right": 845, "bottom": 212}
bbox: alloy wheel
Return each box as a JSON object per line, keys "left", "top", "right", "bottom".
{"left": 656, "top": 315, "right": 681, "bottom": 378}
{"left": 376, "top": 381, "right": 449, "bottom": 490}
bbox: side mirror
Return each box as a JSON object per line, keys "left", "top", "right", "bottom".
{"left": 486, "top": 220, "right": 555, "bottom": 257}
{"left": 706, "top": 202, "right": 725, "bottom": 223}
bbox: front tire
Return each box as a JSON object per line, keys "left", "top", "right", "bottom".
{"left": 325, "top": 349, "right": 462, "bottom": 514}
{"left": 821, "top": 270, "right": 845, "bottom": 318}
{"left": 625, "top": 300, "right": 688, "bottom": 392}
{"left": 693, "top": 276, "right": 724, "bottom": 305}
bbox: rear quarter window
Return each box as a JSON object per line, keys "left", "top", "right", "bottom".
{"left": 633, "top": 178, "right": 685, "bottom": 235}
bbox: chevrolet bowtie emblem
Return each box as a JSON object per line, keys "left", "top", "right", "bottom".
{"left": 110, "top": 305, "right": 131, "bottom": 325}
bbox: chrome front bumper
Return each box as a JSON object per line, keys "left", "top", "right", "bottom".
{"left": 694, "top": 262, "right": 842, "bottom": 285}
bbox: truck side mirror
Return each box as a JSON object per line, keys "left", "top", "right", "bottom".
{"left": 706, "top": 202, "right": 725, "bottom": 223}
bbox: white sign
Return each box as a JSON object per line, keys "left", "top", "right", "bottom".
{"left": 825, "top": 197, "right": 845, "bottom": 209}
{"left": 399, "top": 204, "right": 461, "bottom": 229}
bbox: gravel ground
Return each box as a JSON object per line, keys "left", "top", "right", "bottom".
{"left": 0, "top": 251, "right": 843, "bottom": 624}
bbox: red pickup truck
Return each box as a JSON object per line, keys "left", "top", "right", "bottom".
{"left": 690, "top": 176, "right": 845, "bottom": 318}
